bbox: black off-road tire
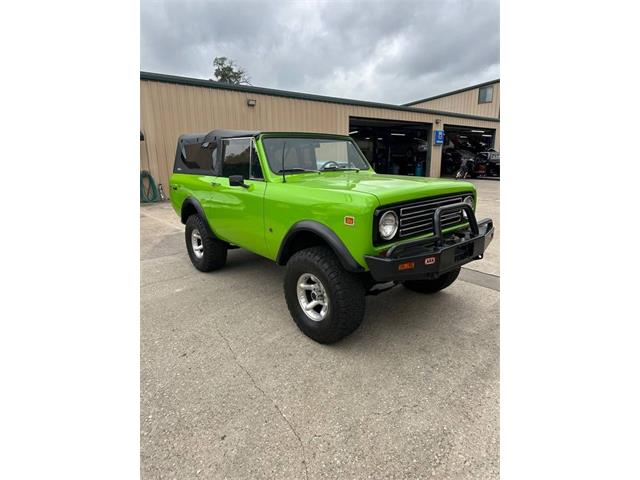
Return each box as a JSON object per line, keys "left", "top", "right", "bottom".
{"left": 185, "top": 215, "right": 227, "bottom": 272}
{"left": 284, "top": 246, "right": 366, "bottom": 344}
{"left": 402, "top": 267, "right": 461, "bottom": 294}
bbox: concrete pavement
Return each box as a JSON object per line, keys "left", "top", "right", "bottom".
{"left": 140, "top": 179, "right": 500, "bottom": 479}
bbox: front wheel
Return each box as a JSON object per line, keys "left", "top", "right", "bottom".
{"left": 402, "top": 267, "right": 461, "bottom": 294}
{"left": 284, "top": 246, "right": 366, "bottom": 344}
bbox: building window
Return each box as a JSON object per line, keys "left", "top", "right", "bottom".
{"left": 478, "top": 85, "right": 494, "bottom": 104}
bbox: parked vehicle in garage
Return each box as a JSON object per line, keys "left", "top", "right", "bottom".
{"left": 444, "top": 148, "right": 475, "bottom": 176}
{"left": 455, "top": 156, "right": 475, "bottom": 179}
{"left": 474, "top": 149, "right": 500, "bottom": 177}
{"left": 170, "top": 130, "right": 494, "bottom": 343}
{"left": 452, "top": 149, "right": 500, "bottom": 179}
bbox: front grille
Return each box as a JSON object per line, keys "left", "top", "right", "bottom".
{"left": 397, "top": 194, "right": 465, "bottom": 238}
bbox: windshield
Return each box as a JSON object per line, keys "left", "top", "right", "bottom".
{"left": 262, "top": 137, "right": 370, "bottom": 174}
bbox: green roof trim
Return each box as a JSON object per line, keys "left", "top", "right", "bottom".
{"left": 140, "top": 71, "right": 500, "bottom": 123}
{"left": 403, "top": 79, "right": 500, "bottom": 106}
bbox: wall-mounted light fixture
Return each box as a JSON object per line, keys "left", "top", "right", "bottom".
{"left": 247, "top": 98, "right": 257, "bottom": 107}
{"left": 435, "top": 119, "right": 441, "bottom": 125}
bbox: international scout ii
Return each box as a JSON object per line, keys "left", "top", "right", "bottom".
{"left": 170, "top": 130, "right": 494, "bottom": 343}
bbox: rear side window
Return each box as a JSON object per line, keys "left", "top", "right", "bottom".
{"left": 182, "top": 143, "right": 215, "bottom": 170}
{"left": 222, "top": 138, "right": 263, "bottom": 179}
{"left": 174, "top": 137, "right": 216, "bottom": 174}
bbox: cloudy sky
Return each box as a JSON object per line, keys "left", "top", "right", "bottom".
{"left": 141, "top": 0, "right": 499, "bottom": 105}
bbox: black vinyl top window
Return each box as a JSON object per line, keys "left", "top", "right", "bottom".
{"left": 182, "top": 143, "right": 216, "bottom": 171}
{"left": 478, "top": 85, "right": 494, "bottom": 104}
{"left": 221, "top": 138, "right": 263, "bottom": 179}
{"left": 174, "top": 137, "right": 216, "bottom": 174}
{"left": 262, "top": 137, "right": 370, "bottom": 174}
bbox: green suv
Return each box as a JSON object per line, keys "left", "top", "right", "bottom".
{"left": 170, "top": 130, "right": 494, "bottom": 343}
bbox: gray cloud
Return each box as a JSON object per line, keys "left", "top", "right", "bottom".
{"left": 141, "top": 0, "right": 499, "bottom": 104}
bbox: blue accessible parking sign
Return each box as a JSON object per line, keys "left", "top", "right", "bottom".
{"left": 434, "top": 130, "right": 445, "bottom": 145}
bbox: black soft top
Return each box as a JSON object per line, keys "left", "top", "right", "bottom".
{"left": 173, "top": 129, "right": 350, "bottom": 175}
{"left": 202, "top": 129, "right": 260, "bottom": 143}
{"left": 178, "top": 129, "right": 260, "bottom": 149}
{"left": 174, "top": 129, "right": 260, "bottom": 175}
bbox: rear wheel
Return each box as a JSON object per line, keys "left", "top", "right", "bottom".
{"left": 284, "top": 246, "right": 365, "bottom": 344}
{"left": 185, "top": 215, "right": 227, "bottom": 272}
{"left": 402, "top": 267, "right": 461, "bottom": 294}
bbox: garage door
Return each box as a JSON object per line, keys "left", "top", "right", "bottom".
{"left": 441, "top": 125, "right": 497, "bottom": 177}
{"left": 349, "top": 117, "right": 432, "bottom": 176}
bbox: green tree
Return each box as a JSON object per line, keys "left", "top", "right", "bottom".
{"left": 211, "top": 57, "right": 250, "bottom": 85}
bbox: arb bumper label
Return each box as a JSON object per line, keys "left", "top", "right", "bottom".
{"left": 424, "top": 256, "right": 436, "bottom": 265}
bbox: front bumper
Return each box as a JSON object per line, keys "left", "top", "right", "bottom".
{"left": 364, "top": 202, "right": 494, "bottom": 282}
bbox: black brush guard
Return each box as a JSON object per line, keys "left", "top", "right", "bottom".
{"left": 364, "top": 202, "right": 494, "bottom": 282}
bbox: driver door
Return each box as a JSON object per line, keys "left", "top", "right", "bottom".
{"left": 205, "top": 137, "right": 268, "bottom": 257}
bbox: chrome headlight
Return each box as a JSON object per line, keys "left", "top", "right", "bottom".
{"left": 462, "top": 195, "right": 474, "bottom": 218}
{"left": 379, "top": 211, "right": 398, "bottom": 240}
{"left": 463, "top": 195, "right": 474, "bottom": 208}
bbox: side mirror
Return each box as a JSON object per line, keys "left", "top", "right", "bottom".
{"left": 229, "top": 175, "right": 249, "bottom": 188}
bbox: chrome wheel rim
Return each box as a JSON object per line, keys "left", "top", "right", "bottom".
{"left": 191, "top": 229, "right": 204, "bottom": 259}
{"left": 296, "top": 273, "right": 329, "bottom": 322}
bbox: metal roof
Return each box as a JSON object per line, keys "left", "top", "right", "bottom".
{"left": 140, "top": 71, "right": 500, "bottom": 123}
{"left": 403, "top": 79, "right": 500, "bottom": 106}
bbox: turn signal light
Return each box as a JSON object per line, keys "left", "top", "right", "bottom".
{"left": 398, "top": 261, "right": 415, "bottom": 271}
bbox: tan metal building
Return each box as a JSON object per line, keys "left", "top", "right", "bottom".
{"left": 404, "top": 79, "right": 500, "bottom": 118}
{"left": 140, "top": 72, "right": 500, "bottom": 191}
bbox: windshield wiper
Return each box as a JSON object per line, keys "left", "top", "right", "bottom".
{"left": 320, "top": 166, "right": 360, "bottom": 172}
{"left": 276, "top": 168, "right": 319, "bottom": 174}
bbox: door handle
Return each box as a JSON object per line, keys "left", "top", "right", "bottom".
{"left": 170, "top": 185, "right": 178, "bottom": 191}
{"left": 210, "top": 181, "right": 220, "bottom": 187}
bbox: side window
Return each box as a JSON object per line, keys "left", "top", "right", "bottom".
{"left": 176, "top": 140, "right": 216, "bottom": 173}
{"left": 222, "top": 139, "right": 250, "bottom": 177}
{"left": 250, "top": 141, "right": 263, "bottom": 179}
{"left": 222, "top": 138, "right": 263, "bottom": 179}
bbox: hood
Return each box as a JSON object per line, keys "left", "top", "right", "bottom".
{"left": 284, "top": 171, "right": 476, "bottom": 206}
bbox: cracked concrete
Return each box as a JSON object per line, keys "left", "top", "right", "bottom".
{"left": 211, "top": 314, "right": 310, "bottom": 480}
{"left": 141, "top": 179, "right": 500, "bottom": 479}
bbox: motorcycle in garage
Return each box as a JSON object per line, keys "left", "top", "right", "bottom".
{"left": 455, "top": 149, "right": 500, "bottom": 179}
